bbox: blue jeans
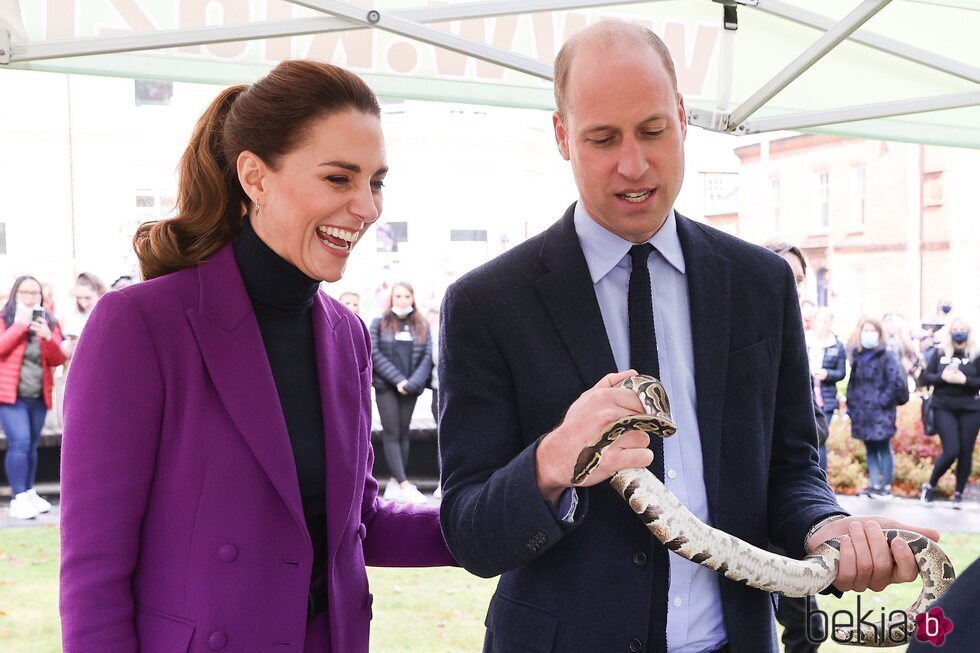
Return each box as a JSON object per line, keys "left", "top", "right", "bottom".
{"left": 864, "top": 439, "right": 893, "bottom": 489}
{"left": 1, "top": 396, "right": 48, "bottom": 495}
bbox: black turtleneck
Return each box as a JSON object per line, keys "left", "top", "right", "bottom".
{"left": 234, "top": 218, "right": 328, "bottom": 583}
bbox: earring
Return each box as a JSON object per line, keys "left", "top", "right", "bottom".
{"left": 254, "top": 203, "right": 260, "bottom": 217}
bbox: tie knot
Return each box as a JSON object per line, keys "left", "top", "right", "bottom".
{"left": 628, "top": 243, "right": 654, "bottom": 268}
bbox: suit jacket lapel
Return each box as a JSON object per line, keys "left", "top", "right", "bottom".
{"left": 310, "top": 295, "right": 361, "bottom": 562}
{"left": 676, "top": 215, "right": 731, "bottom": 516}
{"left": 186, "top": 245, "right": 308, "bottom": 538}
{"left": 535, "top": 204, "right": 617, "bottom": 387}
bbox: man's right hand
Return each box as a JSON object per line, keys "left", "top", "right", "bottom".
{"left": 534, "top": 370, "right": 654, "bottom": 503}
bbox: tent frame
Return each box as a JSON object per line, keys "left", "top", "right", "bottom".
{"left": 2, "top": 0, "right": 979, "bottom": 137}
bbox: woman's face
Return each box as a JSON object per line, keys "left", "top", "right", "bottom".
{"left": 16, "top": 279, "right": 43, "bottom": 307}
{"left": 861, "top": 323, "right": 878, "bottom": 337}
{"left": 391, "top": 285, "right": 414, "bottom": 310}
{"left": 814, "top": 311, "right": 832, "bottom": 335}
{"left": 74, "top": 284, "right": 99, "bottom": 312}
{"left": 247, "top": 109, "right": 387, "bottom": 283}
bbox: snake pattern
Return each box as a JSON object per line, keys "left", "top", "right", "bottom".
{"left": 571, "top": 375, "right": 956, "bottom": 647}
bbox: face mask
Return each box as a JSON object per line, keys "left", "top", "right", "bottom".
{"left": 16, "top": 301, "right": 41, "bottom": 313}
{"left": 941, "top": 304, "right": 952, "bottom": 314}
{"left": 391, "top": 306, "right": 414, "bottom": 318}
{"left": 951, "top": 331, "right": 969, "bottom": 345}
{"left": 860, "top": 332, "right": 880, "bottom": 349}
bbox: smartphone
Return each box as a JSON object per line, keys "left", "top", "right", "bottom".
{"left": 32, "top": 308, "right": 45, "bottom": 322}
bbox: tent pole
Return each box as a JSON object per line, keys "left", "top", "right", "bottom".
{"left": 726, "top": 0, "right": 893, "bottom": 129}
{"left": 740, "top": 91, "right": 980, "bottom": 133}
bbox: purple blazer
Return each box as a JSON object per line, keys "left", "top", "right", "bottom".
{"left": 59, "top": 244, "right": 455, "bottom": 653}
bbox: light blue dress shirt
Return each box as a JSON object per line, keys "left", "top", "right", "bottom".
{"left": 574, "top": 202, "right": 727, "bottom": 653}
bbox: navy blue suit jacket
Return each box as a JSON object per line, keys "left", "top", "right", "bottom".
{"left": 438, "top": 205, "right": 844, "bottom": 653}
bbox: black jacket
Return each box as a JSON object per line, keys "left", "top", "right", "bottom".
{"left": 919, "top": 349, "right": 980, "bottom": 412}
{"left": 369, "top": 316, "right": 432, "bottom": 395}
{"left": 438, "top": 205, "right": 844, "bottom": 653}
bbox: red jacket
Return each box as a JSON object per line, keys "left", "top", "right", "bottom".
{"left": 0, "top": 320, "right": 67, "bottom": 409}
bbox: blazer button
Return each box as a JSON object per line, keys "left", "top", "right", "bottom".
{"left": 357, "top": 523, "right": 367, "bottom": 540}
{"left": 208, "top": 631, "right": 228, "bottom": 650}
{"left": 628, "top": 638, "right": 643, "bottom": 652}
{"left": 632, "top": 552, "right": 647, "bottom": 567}
{"left": 218, "top": 544, "right": 238, "bottom": 562}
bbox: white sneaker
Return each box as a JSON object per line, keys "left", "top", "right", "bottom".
{"left": 383, "top": 480, "right": 403, "bottom": 502}
{"left": 399, "top": 484, "right": 428, "bottom": 505}
{"left": 9, "top": 493, "right": 41, "bottom": 520}
{"left": 25, "top": 488, "right": 52, "bottom": 514}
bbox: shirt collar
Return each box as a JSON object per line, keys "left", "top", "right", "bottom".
{"left": 573, "top": 201, "right": 686, "bottom": 284}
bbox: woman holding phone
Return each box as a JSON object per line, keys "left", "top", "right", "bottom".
{"left": 0, "top": 275, "right": 66, "bottom": 519}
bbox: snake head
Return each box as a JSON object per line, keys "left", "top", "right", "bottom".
{"left": 620, "top": 375, "right": 676, "bottom": 430}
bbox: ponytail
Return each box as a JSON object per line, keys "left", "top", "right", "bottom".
{"left": 134, "top": 85, "right": 249, "bottom": 281}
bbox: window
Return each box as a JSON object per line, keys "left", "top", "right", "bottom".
{"left": 813, "top": 172, "right": 829, "bottom": 232}
{"left": 769, "top": 177, "right": 780, "bottom": 232}
{"left": 816, "top": 268, "right": 829, "bottom": 307}
{"left": 135, "top": 80, "right": 173, "bottom": 106}
{"left": 850, "top": 167, "right": 865, "bottom": 229}
{"left": 450, "top": 229, "right": 487, "bottom": 242}
{"left": 376, "top": 221, "right": 408, "bottom": 253}
{"left": 0, "top": 222, "right": 6, "bottom": 255}
{"left": 135, "top": 189, "right": 177, "bottom": 218}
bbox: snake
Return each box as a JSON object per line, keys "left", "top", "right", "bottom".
{"left": 571, "top": 375, "right": 956, "bottom": 647}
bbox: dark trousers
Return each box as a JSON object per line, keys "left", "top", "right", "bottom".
{"left": 0, "top": 396, "right": 48, "bottom": 496}
{"left": 376, "top": 388, "right": 418, "bottom": 483}
{"left": 929, "top": 408, "right": 980, "bottom": 492}
{"left": 775, "top": 594, "right": 824, "bottom": 653}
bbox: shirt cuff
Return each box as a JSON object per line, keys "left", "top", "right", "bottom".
{"left": 550, "top": 487, "right": 579, "bottom": 523}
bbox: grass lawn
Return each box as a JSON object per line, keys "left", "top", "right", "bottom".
{"left": 1, "top": 527, "right": 977, "bottom": 652}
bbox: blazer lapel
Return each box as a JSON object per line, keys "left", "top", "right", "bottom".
{"left": 310, "top": 295, "right": 362, "bottom": 563}
{"left": 186, "top": 246, "right": 308, "bottom": 538}
{"left": 676, "top": 215, "right": 731, "bottom": 517}
{"left": 535, "top": 204, "right": 617, "bottom": 387}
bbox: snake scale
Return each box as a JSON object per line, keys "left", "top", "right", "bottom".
{"left": 571, "top": 375, "right": 956, "bottom": 647}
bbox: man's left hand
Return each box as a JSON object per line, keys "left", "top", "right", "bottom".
{"left": 806, "top": 517, "right": 940, "bottom": 593}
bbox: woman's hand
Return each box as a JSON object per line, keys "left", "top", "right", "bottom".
{"left": 396, "top": 380, "right": 409, "bottom": 395}
{"left": 814, "top": 369, "right": 828, "bottom": 381}
{"left": 941, "top": 366, "right": 966, "bottom": 385}
{"left": 30, "top": 319, "right": 53, "bottom": 341}
{"left": 14, "top": 304, "right": 33, "bottom": 325}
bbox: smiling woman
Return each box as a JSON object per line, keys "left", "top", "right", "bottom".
{"left": 59, "top": 60, "right": 455, "bottom": 653}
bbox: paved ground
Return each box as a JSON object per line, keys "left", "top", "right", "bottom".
{"left": 2, "top": 484, "right": 978, "bottom": 533}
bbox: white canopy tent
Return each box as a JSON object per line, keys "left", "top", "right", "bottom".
{"left": 1, "top": 0, "right": 979, "bottom": 148}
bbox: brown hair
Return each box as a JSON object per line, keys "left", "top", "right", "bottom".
{"left": 764, "top": 241, "right": 807, "bottom": 277}
{"left": 134, "top": 60, "right": 381, "bottom": 280}
{"left": 848, "top": 316, "right": 885, "bottom": 353}
{"left": 381, "top": 282, "right": 428, "bottom": 344}
{"left": 554, "top": 19, "right": 677, "bottom": 119}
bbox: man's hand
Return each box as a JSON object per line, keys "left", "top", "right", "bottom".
{"left": 806, "top": 517, "right": 940, "bottom": 593}
{"left": 534, "top": 370, "right": 653, "bottom": 503}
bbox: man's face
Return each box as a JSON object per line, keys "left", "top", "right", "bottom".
{"left": 554, "top": 40, "right": 687, "bottom": 243}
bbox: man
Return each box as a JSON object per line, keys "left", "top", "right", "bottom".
{"left": 438, "top": 20, "right": 938, "bottom": 653}
{"left": 338, "top": 290, "right": 361, "bottom": 316}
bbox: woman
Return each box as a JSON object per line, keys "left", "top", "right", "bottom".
{"left": 806, "top": 307, "right": 846, "bottom": 470}
{"left": 370, "top": 282, "right": 432, "bottom": 504}
{"left": 919, "top": 317, "right": 980, "bottom": 508}
{"left": 883, "top": 312, "right": 921, "bottom": 385}
{"left": 60, "top": 61, "right": 455, "bottom": 653}
{"left": 845, "top": 316, "right": 909, "bottom": 497}
{"left": 60, "top": 271, "right": 106, "bottom": 361}
{"left": 0, "top": 276, "right": 66, "bottom": 519}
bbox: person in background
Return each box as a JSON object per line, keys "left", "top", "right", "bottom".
{"left": 800, "top": 298, "right": 817, "bottom": 332}
{"left": 918, "top": 316, "right": 980, "bottom": 508}
{"left": 370, "top": 282, "right": 432, "bottom": 504}
{"left": 40, "top": 282, "right": 59, "bottom": 318}
{"left": 109, "top": 275, "right": 135, "bottom": 291}
{"left": 846, "top": 316, "right": 909, "bottom": 497}
{"left": 807, "top": 307, "right": 846, "bottom": 470}
{"left": 921, "top": 297, "right": 954, "bottom": 338}
{"left": 883, "top": 312, "right": 920, "bottom": 386}
{"left": 61, "top": 272, "right": 106, "bottom": 362}
{"left": 0, "top": 275, "right": 67, "bottom": 519}
{"left": 339, "top": 290, "right": 361, "bottom": 316}
{"left": 59, "top": 60, "right": 454, "bottom": 653}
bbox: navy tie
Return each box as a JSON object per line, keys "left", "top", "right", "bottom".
{"left": 628, "top": 243, "right": 669, "bottom": 653}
